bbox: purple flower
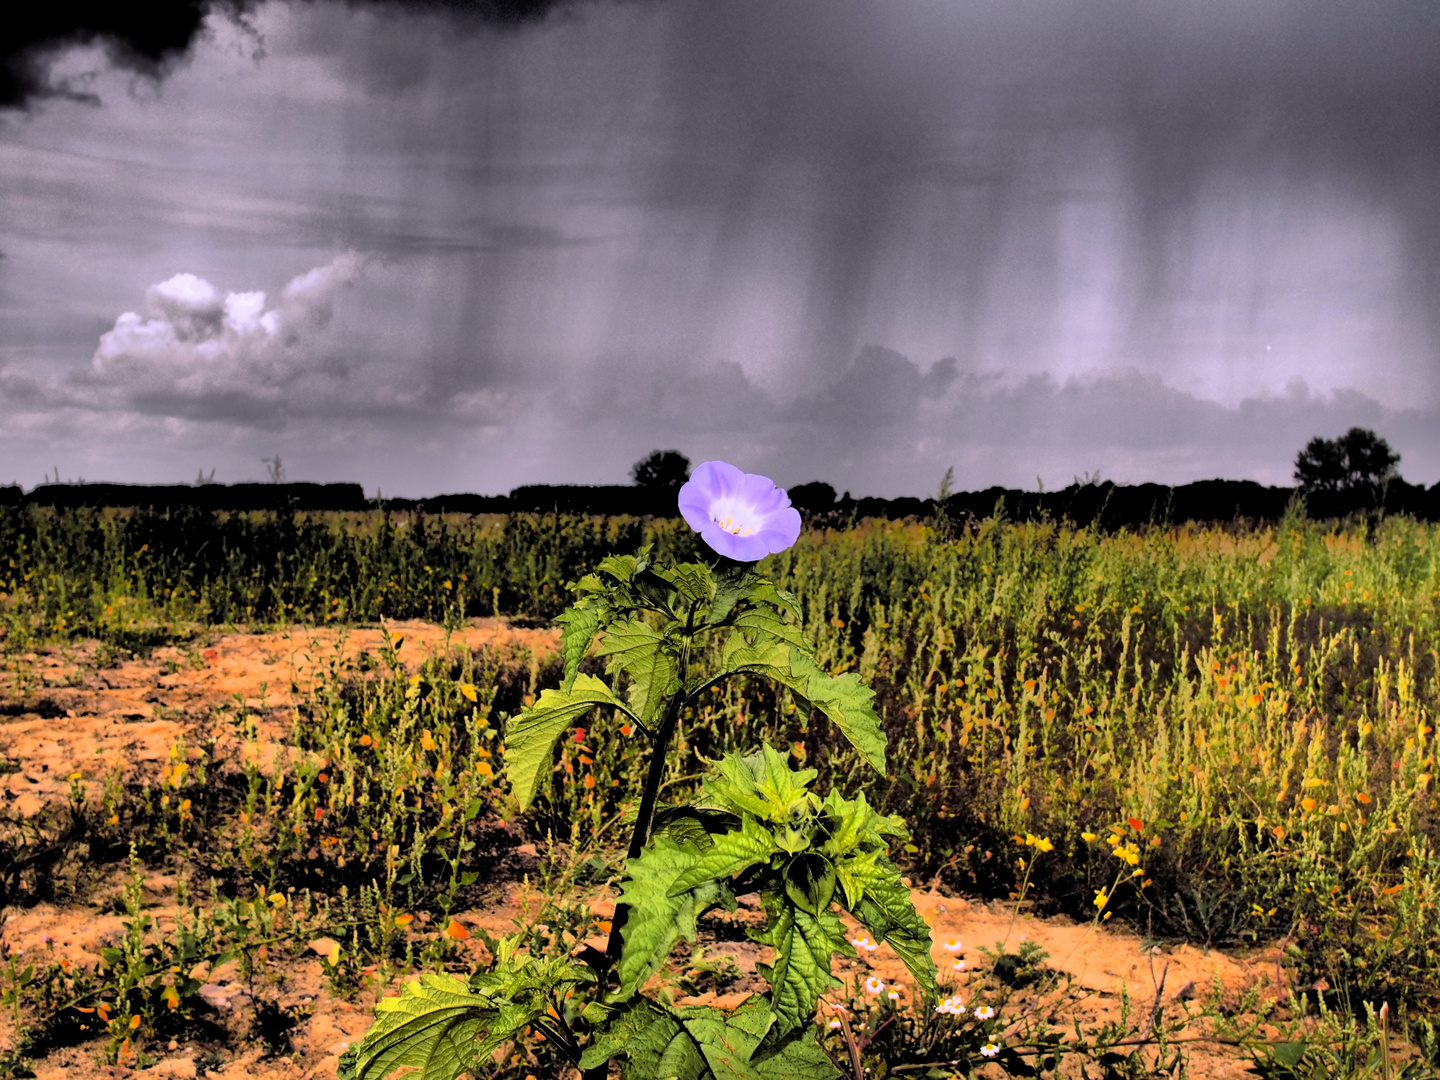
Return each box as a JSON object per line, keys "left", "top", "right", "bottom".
{"left": 678, "top": 460, "right": 802, "bottom": 561}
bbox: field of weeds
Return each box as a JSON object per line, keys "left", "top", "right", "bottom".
{"left": 4, "top": 506, "right": 1440, "bottom": 1078}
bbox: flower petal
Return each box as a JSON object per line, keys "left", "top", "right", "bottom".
{"left": 701, "top": 521, "right": 772, "bottom": 561}
{"left": 680, "top": 460, "right": 801, "bottom": 560}
{"left": 752, "top": 507, "right": 802, "bottom": 554}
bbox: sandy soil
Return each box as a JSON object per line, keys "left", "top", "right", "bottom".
{"left": 0, "top": 621, "right": 1284, "bottom": 1078}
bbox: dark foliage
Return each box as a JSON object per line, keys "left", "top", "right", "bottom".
{"left": 1295, "top": 427, "right": 1401, "bottom": 501}
{"left": 630, "top": 449, "right": 691, "bottom": 490}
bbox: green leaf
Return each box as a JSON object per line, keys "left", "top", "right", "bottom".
{"left": 752, "top": 1029, "right": 842, "bottom": 1080}
{"left": 843, "top": 855, "right": 938, "bottom": 1001}
{"left": 653, "top": 1031, "right": 712, "bottom": 1080}
{"left": 679, "top": 998, "right": 775, "bottom": 1080}
{"left": 504, "top": 673, "right": 632, "bottom": 810}
{"left": 596, "top": 618, "right": 679, "bottom": 726}
{"left": 595, "top": 554, "right": 640, "bottom": 583}
{"left": 665, "top": 563, "right": 717, "bottom": 612}
{"left": 746, "top": 580, "right": 803, "bottom": 621}
{"left": 471, "top": 999, "right": 545, "bottom": 1061}
{"left": 782, "top": 854, "right": 837, "bottom": 917}
{"left": 703, "top": 744, "right": 818, "bottom": 825}
{"left": 817, "top": 789, "right": 907, "bottom": 861}
{"left": 708, "top": 566, "right": 758, "bottom": 626}
{"left": 584, "top": 998, "right": 830, "bottom": 1080}
{"left": 580, "top": 998, "right": 690, "bottom": 1077}
{"left": 718, "top": 634, "right": 796, "bottom": 689}
{"left": 614, "top": 835, "right": 733, "bottom": 1000}
{"left": 715, "top": 640, "right": 886, "bottom": 775}
{"left": 669, "top": 816, "right": 780, "bottom": 896}
{"left": 555, "top": 599, "right": 602, "bottom": 689}
{"left": 787, "top": 652, "right": 886, "bottom": 775}
{"left": 728, "top": 606, "right": 806, "bottom": 647}
{"left": 753, "top": 893, "right": 848, "bottom": 1036}
{"left": 833, "top": 847, "right": 879, "bottom": 910}
{"left": 346, "top": 972, "right": 492, "bottom": 1080}
{"left": 1271, "top": 1041, "right": 1308, "bottom": 1068}
{"left": 650, "top": 806, "right": 740, "bottom": 850}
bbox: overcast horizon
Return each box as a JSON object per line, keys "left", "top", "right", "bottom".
{"left": 3, "top": 0, "right": 1439, "bottom": 499}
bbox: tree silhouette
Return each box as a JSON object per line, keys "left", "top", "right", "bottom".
{"left": 1294, "top": 427, "right": 1399, "bottom": 497}
{"left": 631, "top": 449, "right": 690, "bottom": 490}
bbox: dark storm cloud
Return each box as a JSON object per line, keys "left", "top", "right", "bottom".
{"left": 642, "top": 0, "right": 1440, "bottom": 391}
{"left": 1, "top": 0, "right": 612, "bottom": 109}
{"left": 5, "top": 0, "right": 1440, "bottom": 495}
{"left": 792, "top": 347, "right": 957, "bottom": 427}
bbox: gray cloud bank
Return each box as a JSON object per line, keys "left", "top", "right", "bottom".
{"left": 2, "top": 0, "right": 1439, "bottom": 495}
{"left": 0, "top": 269, "right": 1432, "bottom": 494}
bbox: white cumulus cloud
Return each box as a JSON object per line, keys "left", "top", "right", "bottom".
{"left": 93, "top": 253, "right": 364, "bottom": 387}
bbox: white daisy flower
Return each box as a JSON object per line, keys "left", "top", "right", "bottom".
{"left": 851, "top": 935, "right": 879, "bottom": 953}
{"left": 981, "top": 1041, "right": 1000, "bottom": 1058}
{"left": 942, "top": 937, "right": 963, "bottom": 952}
{"left": 974, "top": 1005, "right": 995, "bottom": 1020}
{"left": 864, "top": 976, "right": 885, "bottom": 995}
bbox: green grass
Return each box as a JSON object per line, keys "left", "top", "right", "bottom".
{"left": 6, "top": 506, "right": 1440, "bottom": 1070}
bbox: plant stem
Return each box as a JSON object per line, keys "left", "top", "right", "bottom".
{"left": 824, "top": 999, "right": 866, "bottom": 1080}
{"left": 580, "top": 608, "right": 696, "bottom": 1080}
{"left": 600, "top": 672, "right": 687, "bottom": 969}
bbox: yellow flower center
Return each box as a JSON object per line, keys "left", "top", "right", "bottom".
{"left": 715, "top": 513, "right": 754, "bottom": 537}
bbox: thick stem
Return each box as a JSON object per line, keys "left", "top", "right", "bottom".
{"left": 580, "top": 622, "right": 693, "bottom": 1080}
{"left": 601, "top": 654, "right": 688, "bottom": 968}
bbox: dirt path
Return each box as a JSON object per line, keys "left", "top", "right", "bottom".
{"left": 0, "top": 622, "right": 1283, "bottom": 1078}
{"left": 1, "top": 620, "right": 558, "bottom": 818}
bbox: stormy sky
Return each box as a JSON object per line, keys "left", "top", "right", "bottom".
{"left": 2, "top": 0, "right": 1438, "bottom": 497}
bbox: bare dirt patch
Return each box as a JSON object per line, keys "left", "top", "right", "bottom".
{"left": 0, "top": 621, "right": 1284, "bottom": 1078}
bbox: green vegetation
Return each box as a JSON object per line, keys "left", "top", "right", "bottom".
{"left": 345, "top": 550, "right": 938, "bottom": 1080}
{"left": 5, "top": 505, "right": 1440, "bottom": 1075}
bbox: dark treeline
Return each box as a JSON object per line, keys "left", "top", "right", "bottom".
{"left": 4, "top": 476, "right": 1440, "bottom": 525}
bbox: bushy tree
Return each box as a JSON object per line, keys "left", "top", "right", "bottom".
{"left": 1294, "top": 428, "right": 1399, "bottom": 497}
{"left": 631, "top": 449, "right": 690, "bottom": 490}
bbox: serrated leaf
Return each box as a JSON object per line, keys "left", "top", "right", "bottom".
{"left": 703, "top": 744, "right": 818, "bottom": 824}
{"left": 844, "top": 856, "right": 938, "bottom": 1001}
{"left": 747, "top": 580, "right": 802, "bottom": 621}
{"left": 833, "top": 847, "right": 880, "bottom": 910}
{"left": 719, "top": 634, "right": 795, "bottom": 686}
{"left": 753, "top": 894, "right": 847, "bottom": 1036}
{"left": 669, "top": 817, "right": 779, "bottom": 896}
{"left": 708, "top": 565, "right": 758, "bottom": 625}
{"left": 596, "top": 618, "right": 679, "bottom": 725}
{"left": 555, "top": 599, "right": 602, "bottom": 689}
{"left": 348, "top": 972, "right": 492, "bottom": 1080}
{"left": 728, "top": 607, "right": 806, "bottom": 647}
{"left": 595, "top": 554, "right": 640, "bottom": 583}
{"left": 715, "top": 641, "right": 886, "bottom": 775}
{"left": 787, "top": 652, "right": 886, "bottom": 775}
{"left": 504, "top": 674, "right": 632, "bottom": 810}
{"left": 472, "top": 999, "right": 546, "bottom": 1061}
{"left": 633, "top": 561, "right": 714, "bottom": 618}
{"left": 580, "top": 998, "right": 683, "bottom": 1074}
{"left": 614, "top": 835, "right": 732, "bottom": 1000}
{"left": 654, "top": 1031, "right": 711, "bottom": 1080}
{"left": 818, "top": 789, "right": 908, "bottom": 860}
{"left": 782, "top": 853, "right": 836, "bottom": 916}
{"left": 751, "top": 1029, "right": 841, "bottom": 1080}
{"left": 651, "top": 806, "right": 740, "bottom": 850}
{"left": 679, "top": 998, "right": 775, "bottom": 1080}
